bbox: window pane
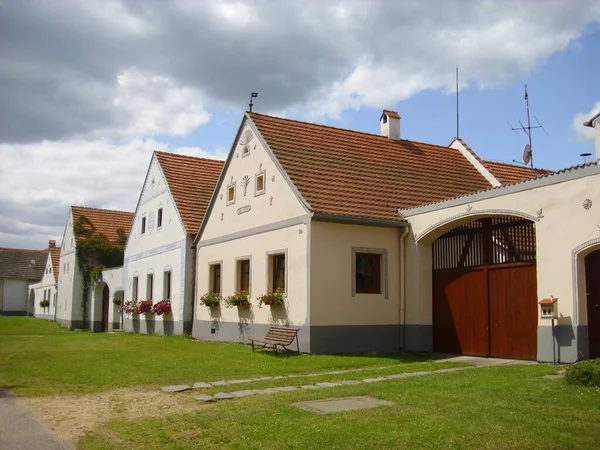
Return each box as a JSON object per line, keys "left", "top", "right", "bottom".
{"left": 272, "top": 254, "right": 285, "bottom": 291}
{"left": 163, "top": 271, "right": 171, "bottom": 300}
{"left": 211, "top": 264, "right": 221, "bottom": 294}
{"left": 157, "top": 208, "right": 163, "bottom": 228}
{"left": 356, "top": 253, "right": 381, "bottom": 294}
{"left": 142, "top": 217, "right": 146, "bottom": 234}
{"left": 240, "top": 260, "right": 250, "bottom": 291}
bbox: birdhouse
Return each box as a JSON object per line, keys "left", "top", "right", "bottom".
{"left": 538, "top": 296, "right": 558, "bottom": 319}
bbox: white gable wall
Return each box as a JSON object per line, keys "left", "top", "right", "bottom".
{"left": 32, "top": 254, "right": 58, "bottom": 320}
{"left": 194, "top": 120, "right": 310, "bottom": 348}
{"left": 123, "top": 155, "right": 191, "bottom": 335}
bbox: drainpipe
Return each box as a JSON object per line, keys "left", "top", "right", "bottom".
{"left": 399, "top": 226, "right": 410, "bottom": 349}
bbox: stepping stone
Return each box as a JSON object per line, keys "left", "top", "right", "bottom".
{"left": 230, "top": 390, "right": 256, "bottom": 398}
{"left": 193, "top": 394, "right": 215, "bottom": 402}
{"left": 542, "top": 374, "right": 565, "bottom": 380}
{"left": 252, "top": 388, "right": 279, "bottom": 395}
{"left": 210, "top": 381, "right": 229, "bottom": 386}
{"left": 213, "top": 392, "right": 235, "bottom": 400}
{"left": 272, "top": 376, "right": 287, "bottom": 380}
{"left": 161, "top": 385, "right": 191, "bottom": 393}
{"left": 327, "top": 371, "right": 346, "bottom": 375}
{"left": 300, "top": 385, "right": 319, "bottom": 389}
{"left": 228, "top": 379, "right": 252, "bottom": 385}
{"left": 273, "top": 386, "right": 299, "bottom": 392}
{"left": 433, "top": 368, "right": 463, "bottom": 374}
{"left": 316, "top": 382, "right": 342, "bottom": 388}
{"left": 192, "top": 382, "right": 212, "bottom": 389}
{"left": 252, "top": 376, "right": 273, "bottom": 381}
{"left": 363, "top": 377, "right": 387, "bottom": 383}
{"left": 293, "top": 396, "right": 395, "bottom": 414}
{"left": 339, "top": 380, "right": 362, "bottom": 385}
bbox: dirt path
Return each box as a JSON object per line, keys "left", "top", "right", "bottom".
{"left": 19, "top": 387, "right": 208, "bottom": 446}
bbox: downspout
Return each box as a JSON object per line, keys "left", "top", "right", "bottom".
{"left": 399, "top": 226, "right": 410, "bottom": 349}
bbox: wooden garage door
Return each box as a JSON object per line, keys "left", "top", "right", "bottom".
{"left": 433, "top": 217, "right": 538, "bottom": 360}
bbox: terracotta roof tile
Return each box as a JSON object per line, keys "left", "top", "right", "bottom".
{"left": 72, "top": 206, "right": 134, "bottom": 243}
{"left": 155, "top": 152, "right": 224, "bottom": 235}
{"left": 481, "top": 160, "right": 553, "bottom": 184}
{"left": 382, "top": 109, "right": 401, "bottom": 119}
{"left": 0, "top": 248, "right": 47, "bottom": 280}
{"left": 49, "top": 246, "right": 61, "bottom": 280}
{"left": 248, "top": 113, "right": 493, "bottom": 222}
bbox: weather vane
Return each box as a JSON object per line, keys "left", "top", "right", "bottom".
{"left": 249, "top": 92, "right": 258, "bottom": 112}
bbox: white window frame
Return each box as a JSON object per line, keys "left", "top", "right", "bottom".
{"left": 351, "top": 247, "right": 389, "bottom": 299}
{"left": 226, "top": 182, "right": 236, "bottom": 206}
{"left": 255, "top": 170, "right": 266, "bottom": 197}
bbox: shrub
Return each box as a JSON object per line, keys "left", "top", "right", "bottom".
{"left": 565, "top": 359, "right": 600, "bottom": 387}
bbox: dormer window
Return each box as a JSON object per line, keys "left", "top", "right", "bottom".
{"left": 226, "top": 182, "right": 236, "bottom": 206}
{"left": 242, "top": 145, "right": 250, "bottom": 158}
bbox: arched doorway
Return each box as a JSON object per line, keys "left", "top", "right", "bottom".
{"left": 585, "top": 249, "right": 600, "bottom": 358}
{"left": 432, "top": 216, "right": 538, "bottom": 359}
{"left": 102, "top": 284, "right": 110, "bottom": 332}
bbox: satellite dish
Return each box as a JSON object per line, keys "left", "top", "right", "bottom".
{"left": 522, "top": 144, "right": 531, "bottom": 165}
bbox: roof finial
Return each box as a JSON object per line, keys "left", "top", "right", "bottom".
{"left": 249, "top": 92, "right": 258, "bottom": 112}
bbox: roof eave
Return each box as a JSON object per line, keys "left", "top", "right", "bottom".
{"left": 313, "top": 212, "right": 407, "bottom": 228}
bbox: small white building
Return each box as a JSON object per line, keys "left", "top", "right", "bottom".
{"left": 56, "top": 206, "right": 133, "bottom": 331}
{"left": 0, "top": 247, "right": 47, "bottom": 315}
{"left": 29, "top": 240, "right": 61, "bottom": 320}
{"left": 122, "top": 151, "right": 223, "bottom": 335}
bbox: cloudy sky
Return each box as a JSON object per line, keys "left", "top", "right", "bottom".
{"left": 1, "top": 0, "right": 599, "bottom": 249}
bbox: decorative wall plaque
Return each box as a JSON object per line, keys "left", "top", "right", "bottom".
{"left": 237, "top": 205, "right": 251, "bottom": 215}
{"left": 148, "top": 211, "right": 155, "bottom": 234}
{"left": 242, "top": 175, "right": 250, "bottom": 196}
{"left": 583, "top": 198, "right": 593, "bottom": 210}
{"left": 239, "top": 129, "right": 254, "bottom": 146}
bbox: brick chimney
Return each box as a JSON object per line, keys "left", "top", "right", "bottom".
{"left": 49, "top": 240, "right": 56, "bottom": 248}
{"left": 380, "top": 109, "right": 401, "bottom": 140}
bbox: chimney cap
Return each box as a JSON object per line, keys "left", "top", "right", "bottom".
{"left": 49, "top": 240, "right": 56, "bottom": 248}
{"left": 380, "top": 109, "right": 401, "bottom": 120}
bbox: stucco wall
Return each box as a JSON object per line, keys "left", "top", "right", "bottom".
{"left": 309, "top": 221, "right": 402, "bottom": 353}
{"left": 403, "top": 168, "right": 600, "bottom": 362}
{"left": 32, "top": 254, "right": 58, "bottom": 319}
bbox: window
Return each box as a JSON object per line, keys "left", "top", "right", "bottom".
{"left": 271, "top": 254, "right": 285, "bottom": 292}
{"left": 355, "top": 253, "right": 381, "bottom": 294}
{"left": 226, "top": 183, "right": 236, "bottom": 205}
{"left": 255, "top": 171, "right": 265, "bottom": 196}
{"left": 242, "top": 145, "right": 250, "bottom": 157}
{"left": 210, "top": 264, "right": 221, "bottom": 294}
{"left": 132, "top": 276, "right": 139, "bottom": 301}
{"left": 147, "top": 273, "right": 154, "bottom": 301}
{"left": 141, "top": 217, "right": 147, "bottom": 234}
{"left": 157, "top": 208, "right": 163, "bottom": 228}
{"left": 238, "top": 259, "right": 250, "bottom": 292}
{"left": 163, "top": 271, "right": 171, "bottom": 300}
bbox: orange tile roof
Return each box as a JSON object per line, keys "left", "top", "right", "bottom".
{"left": 49, "top": 246, "right": 61, "bottom": 280}
{"left": 248, "top": 112, "right": 494, "bottom": 222}
{"left": 155, "top": 152, "right": 224, "bottom": 236}
{"left": 71, "top": 206, "right": 134, "bottom": 243}
{"left": 481, "top": 160, "right": 552, "bottom": 184}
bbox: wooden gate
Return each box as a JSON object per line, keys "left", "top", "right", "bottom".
{"left": 585, "top": 249, "right": 600, "bottom": 359}
{"left": 433, "top": 217, "right": 538, "bottom": 360}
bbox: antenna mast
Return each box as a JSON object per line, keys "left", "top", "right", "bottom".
{"left": 248, "top": 92, "right": 258, "bottom": 112}
{"left": 508, "top": 85, "right": 548, "bottom": 168}
{"left": 456, "top": 66, "right": 460, "bottom": 139}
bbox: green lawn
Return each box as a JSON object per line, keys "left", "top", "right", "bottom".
{"left": 0, "top": 316, "right": 437, "bottom": 397}
{"left": 79, "top": 364, "right": 600, "bottom": 450}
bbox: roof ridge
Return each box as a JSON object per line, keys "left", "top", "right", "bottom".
{"left": 248, "top": 112, "right": 464, "bottom": 154}
{"left": 482, "top": 158, "right": 553, "bottom": 172}
{"left": 72, "top": 205, "right": 133, "bottom": 215}
{"left": 154, "top": 151, "right": 225, "bottom": 164}
{"left": 0, "top": 247, "right": 47, "bottom": 253}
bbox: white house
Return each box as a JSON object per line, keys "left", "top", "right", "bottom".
{"left": 29, "top": 240, "right": 61, "bottom": 320}
{"left": 0, "top": 247, "right": 47, "bottom": 315}
{"left": 122, "top": 151, "right": 223, "bottom": 335}
{"left": 56, "top": 206, "right": 133, "bottom": 331}
{"left": 193, "top": 110, "right": 546, "bottom": 354}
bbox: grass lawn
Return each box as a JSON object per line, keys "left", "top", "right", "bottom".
{"left": 0, "top": 316, "right": 443, "bottom": 397}
{"left": 79, "top": 364, "right": 600, "bottom": 450}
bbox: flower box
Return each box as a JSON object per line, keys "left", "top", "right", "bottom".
{"left": 135, "top": 300, "right": 153, "bottom": 314}
{"left": 224, "top": 291, "right": 251, "bottom": 308}
{"left": 122, "top": 300, "right": 136, "bottom": 315}
{"left": 39, "top": 299, "right": 50, "bottom": 308}
{"left": 112, "top": 298, "right": 122, "bottom": 305}
{"left": 257, "top": 290, "right": 285, "bottom": 308}
{"left": 152, "top": 300, "right": 172, "bottom": 316}
{"left": 200, "top": 292, "right": 222, "bottom": 307}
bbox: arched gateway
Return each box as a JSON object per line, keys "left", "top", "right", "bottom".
{"left": 432, "top": 216, "right": 537, "bottom": 360}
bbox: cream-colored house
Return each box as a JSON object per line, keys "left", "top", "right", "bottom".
{"left": 29, "top": 240, "right": 61, "bottom": 320}
{"left": 122, "top": 151, "right": 223, "bottom": 335}
{"left": 193, "top": 110, "right": 548, "bottom": 355}
{"left": 56, "top": 206, "right": 133, "bottom": 331}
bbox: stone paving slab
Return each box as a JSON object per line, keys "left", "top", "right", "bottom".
{"left": 293, "top": 396, "right": 395, "bottom": 414}
{"left": 339, "top": 380, "right": 362, "bottom": 385}
{"left": 192, "top": 382, "right": 212, "bottom": 389}
{"left": 300, "top": 385, "right": 320, "bottom": 389}
{"left": 209, "top": 381, "right": 229, "bottom": 386}
{"left": 213, "top": 392, "right": 235, "bottom": 400}
{"left": 230, "top": 390, "right": 256, "bottom": 397}
{"left": 193, "top": 394, "right": 215, "bottom": 402}
{"left": 161, "top": 385, "right": 191, "bottom": 393}
{"left": 252, "top": 388, "right": 279, "bottom": 395}
{"left": 228, "top": 379, "right": 252, "bottom": 385}
{"left": 363, "top": 377, "right": 387, "bottom": 383}
{"left": 316, "top": 382, "right": 342, "bottom": 388}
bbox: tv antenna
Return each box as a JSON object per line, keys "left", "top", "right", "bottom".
{"left": 248, "top": 92, "right": 258, "bottom": 112}
{"left": 508, "top": 85, "right": 548, "bottom": 168}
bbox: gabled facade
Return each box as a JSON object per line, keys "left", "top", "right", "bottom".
{"left": 122, "top": 151, "right": 223, "bottom": 335}
{"left": 0, "top": 247, "right": 47, "bottom": 315}
{"left": 193, "top": 110, "right": 545, "bottom": 353}
{"left": 30, "top": 240, "right": 61, "bottom": 320}
{"left": 56, "top": 206, "right": 133, "bottom": 331}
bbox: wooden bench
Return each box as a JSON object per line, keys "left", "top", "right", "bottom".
{"left": 250, "top": 326, "right": 300, "bottom": 355}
